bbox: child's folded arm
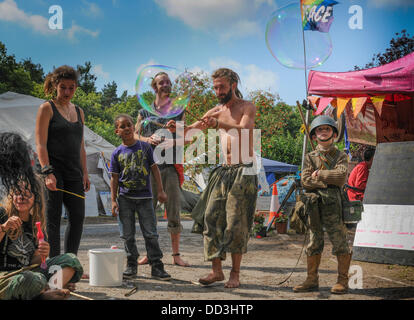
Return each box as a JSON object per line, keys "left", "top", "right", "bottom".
{"left": 317, "top": 153, "right": 348, "bottom": 187}
{"left": 302, "top": 154, "right": 328, "bottom": 190}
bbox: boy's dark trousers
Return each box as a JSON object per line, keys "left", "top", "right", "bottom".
{"left": 117, "top": 196, "right": 163, "bottom": 266}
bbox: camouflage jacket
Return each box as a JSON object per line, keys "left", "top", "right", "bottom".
{"left": 302, "top": 144, "right": 348, "bottom": 191}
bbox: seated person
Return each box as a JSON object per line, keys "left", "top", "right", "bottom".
{"left": 347, "top": 148, "right": 375, "bottom": 201}
{"left": 0, "top": 176, "right": 83, "bottom": 300}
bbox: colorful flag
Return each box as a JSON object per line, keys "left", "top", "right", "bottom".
{"left": 301, "top": 0, "right": 339, "bottom": 33}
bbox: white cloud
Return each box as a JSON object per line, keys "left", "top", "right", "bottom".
{"left": 0, "top": 0, "right": 52, "bottom": 35}
{"left": 0, "top": 0, "right": 99, "bottom": 40}
{"left": 154, "top": 0, "right": 275, "bottom": 40}
{"left": 81, "top": 1, "right": 103, "bottom": 18}
{"left": 367, "top": 0, "right": 414, "bottom": 7}
{"left": 66, "top": 21, "right": 99, "bottom": 41}
{"left": 92, "top": 64, "right": 110, "bottom": 80}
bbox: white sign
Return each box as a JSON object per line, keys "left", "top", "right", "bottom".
{"left": 353, "top": 204, "right": 414, "bottom": 251}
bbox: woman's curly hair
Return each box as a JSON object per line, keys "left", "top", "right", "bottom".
{"left": 0, "top": 132, "right": 39, "bottom": 198}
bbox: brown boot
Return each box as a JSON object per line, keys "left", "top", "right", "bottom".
{"left": 331, "top": 252, "right": 352, "bottom": 294}
{"left": 293, "top": 254, "right": 321, "bottom": 292}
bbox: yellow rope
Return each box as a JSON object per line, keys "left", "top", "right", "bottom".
{"left": 56, "top": 188, "right": 85, "bottom": 199}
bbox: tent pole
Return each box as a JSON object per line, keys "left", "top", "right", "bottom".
{"left": 300, "top": 4, "right": 310, "bottom": 170}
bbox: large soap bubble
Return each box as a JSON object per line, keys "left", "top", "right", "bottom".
{"left": 265, "top": 2, "right": 332, "bottom": 70}
{"left": 135, "top": 65, "right": 193, "bottom": 119}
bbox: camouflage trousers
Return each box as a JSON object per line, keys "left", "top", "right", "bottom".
{"left": 0, "top": 253, "right": 83, "bottom": 300}
{"left": 306, "top": 187, "right": 350, "bottom": 257}
{"left": 192, "top": 164, "right": 258, "bottom": 261}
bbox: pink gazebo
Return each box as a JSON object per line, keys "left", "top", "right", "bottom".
{"left": 307, "top": 52, "right": 414, "bottom": 145}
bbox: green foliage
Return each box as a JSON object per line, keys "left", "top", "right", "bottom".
{"left": 77, "top": 61, "right": 97, "bottom": 94}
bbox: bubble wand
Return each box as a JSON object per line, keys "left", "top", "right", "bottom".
{"left": 35, "top": 222, "right": 47, "bottom": 270}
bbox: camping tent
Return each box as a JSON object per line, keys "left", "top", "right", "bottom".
{"left": 261, "top": 157, "right": 298, "bottom": 186}
{"left": 307, "top": 54, "right": 414, "bottom": 266}
{"left": 0, "top": 91, "right": 116, "bottom": 216}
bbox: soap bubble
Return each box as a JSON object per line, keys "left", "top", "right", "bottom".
{"left": 265, "top": 2, "right": 332, "bottom": 70}
{"left": 141, "top": 116, "right": 162, "bottom": 128}
{"left": 135, "top": 65, "right": 193, "bottom": 119}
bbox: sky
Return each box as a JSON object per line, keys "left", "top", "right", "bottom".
{"left": 1, "top": 0, "right": 414, "bottom": 105}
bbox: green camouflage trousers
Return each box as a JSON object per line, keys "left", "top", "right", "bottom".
{"left": 0, "top": 253, "right": 83, "bottom": 300}
{"left": 192, "top": 164, "right": 258, "bottom": 261}
{"left": 306, "top": 187, "right": 350, "bottom": 256}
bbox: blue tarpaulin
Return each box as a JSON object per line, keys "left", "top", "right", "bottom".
{"left": 260, "top": 157, "right": 298, "bottom": 186}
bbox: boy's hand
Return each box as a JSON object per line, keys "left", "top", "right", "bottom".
{"left": 157, "top": 191, "right": 168, "bottom": 204}
{"left": 311, "top": 170, "right": 320, "bottom": 179}
{"left": 111, "top": 201, "right": 119, "bottom": 217}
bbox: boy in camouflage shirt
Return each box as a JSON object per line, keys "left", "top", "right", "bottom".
{"left": 293, "top": 115, "right": 352, "bottom": 294}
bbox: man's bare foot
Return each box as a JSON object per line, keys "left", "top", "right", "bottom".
{"left": 39, "top": 289, "right": 70, "bottom": 300}
{"left": 198, "top": 272, "right": 225, "bottom": 286}
{"left": 224, "top": 270, "right": 240, "bottom": 288}
{"left": 173, "top": 255, "right": 190, "bottom": 267}
{"left": 138, "top": 256, "right": 149, "bottom": 265}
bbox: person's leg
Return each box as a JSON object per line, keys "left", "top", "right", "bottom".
{"left": 323, "top": 207, "right": 351, "bottom": 294}
{"left": 222, "top": 167, "right": 258, "bottom": 289}
{"left": 138, "top": 172, "right": 160, "bottom": 266}
{"left": 163, "top": 167, "right": 189, "bottom": 267}
{"left": 117, "top": 196, "right": 139, "bottom": 276}
{"left": 46, "top": 172, "right": 64, "bottom": 258}
{"left": 44, "top": 253, "right": 84, "bottom": 291}
{"left": 137, "top": 198, "right": 171, "bottom": 280}
{"left": 225, "top": 253, "right": 242, "bottom": 288}
{"left": 198, "top": 258, "right": 225, "bottom": 285}
{"left": 62, "top": 179, "right": 85, "bottom": 255}
{"left": 0, "top": 271, "right": 47, "bottom": 300}
{"left": 136, "top": 199, "right": 163, "bottom": 264}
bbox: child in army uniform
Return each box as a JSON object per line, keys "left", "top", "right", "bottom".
{"left": 293, "top": 115, "right": 352, "bottom": 294}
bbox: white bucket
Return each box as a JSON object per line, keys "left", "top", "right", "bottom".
{"left": 88, "top": 248, "right": 126, "bottom": 287}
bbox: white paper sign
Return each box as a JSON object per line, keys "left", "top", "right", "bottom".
{"left": 353, "top": 204, "right": 414, "bottom": 251}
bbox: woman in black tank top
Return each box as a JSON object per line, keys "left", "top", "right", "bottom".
{"left": 35, "top": 65, "right": 90, "bottom": 258}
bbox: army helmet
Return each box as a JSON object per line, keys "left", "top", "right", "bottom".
{"left": 309, "top": 115, "right": 338, "bottom": 138}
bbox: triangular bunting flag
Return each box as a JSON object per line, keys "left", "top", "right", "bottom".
{"left": 351, "top": 97, "right": 367, "bottom": 118}
{"left": 336, "top": 97, "right": 350, "bottom": 119}
{"left": 308, "top": 96, "right": 320, "bottom": 109}
{"left": 315, "top": 97, "right": 333, "bottom": 115}
{"left": 371, "top": 96, "right": 386, "bottom": 116}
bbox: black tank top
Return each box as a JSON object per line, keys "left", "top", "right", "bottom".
{"left": 47, "top": 101, "right": 83, "bottom": 180}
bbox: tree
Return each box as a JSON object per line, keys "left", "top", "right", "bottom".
{"left": 101, "top": 81, "right": 119, "bottom": 108}
{"left": 354, "top": 29, "right": 414, "bottom": 70}
{"left": 77, "top": 61, "right": 97, "bottom": 94}
{"left": 20, "top": 58, "right": 45, "bottom": 83}
{"left": 0, "top": 41, "right": 33, "bottom": 94}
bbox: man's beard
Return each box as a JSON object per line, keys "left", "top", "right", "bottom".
{"left": 218, "top": 89, "right": 232, "bottom": 104}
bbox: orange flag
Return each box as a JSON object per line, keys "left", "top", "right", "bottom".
{"left": 307, "top": 96, "right": 320, "bottom": 110}
{"left": 371, "top": 96, "right": 386, "bottom": 116}
{"left": 351, "top": 97, "right": 367, "bottom": 118}
{"left": 336, "top": 97, "right": 350, "bottom": 119}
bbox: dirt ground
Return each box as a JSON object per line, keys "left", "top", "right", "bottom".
{"left": 65, "top": 215, "right": 414, "bottom": 301}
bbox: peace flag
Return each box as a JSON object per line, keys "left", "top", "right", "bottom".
{"left": 301, "top": 0, "right": 339, "bottom": 33}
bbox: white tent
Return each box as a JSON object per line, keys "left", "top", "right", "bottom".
{"left": 0, "top": 91, "right": 116, "bottom": 216}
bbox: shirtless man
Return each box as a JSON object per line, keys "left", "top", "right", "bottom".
{"left": 170, "top": 68, "right": 258, "bottom": 288}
